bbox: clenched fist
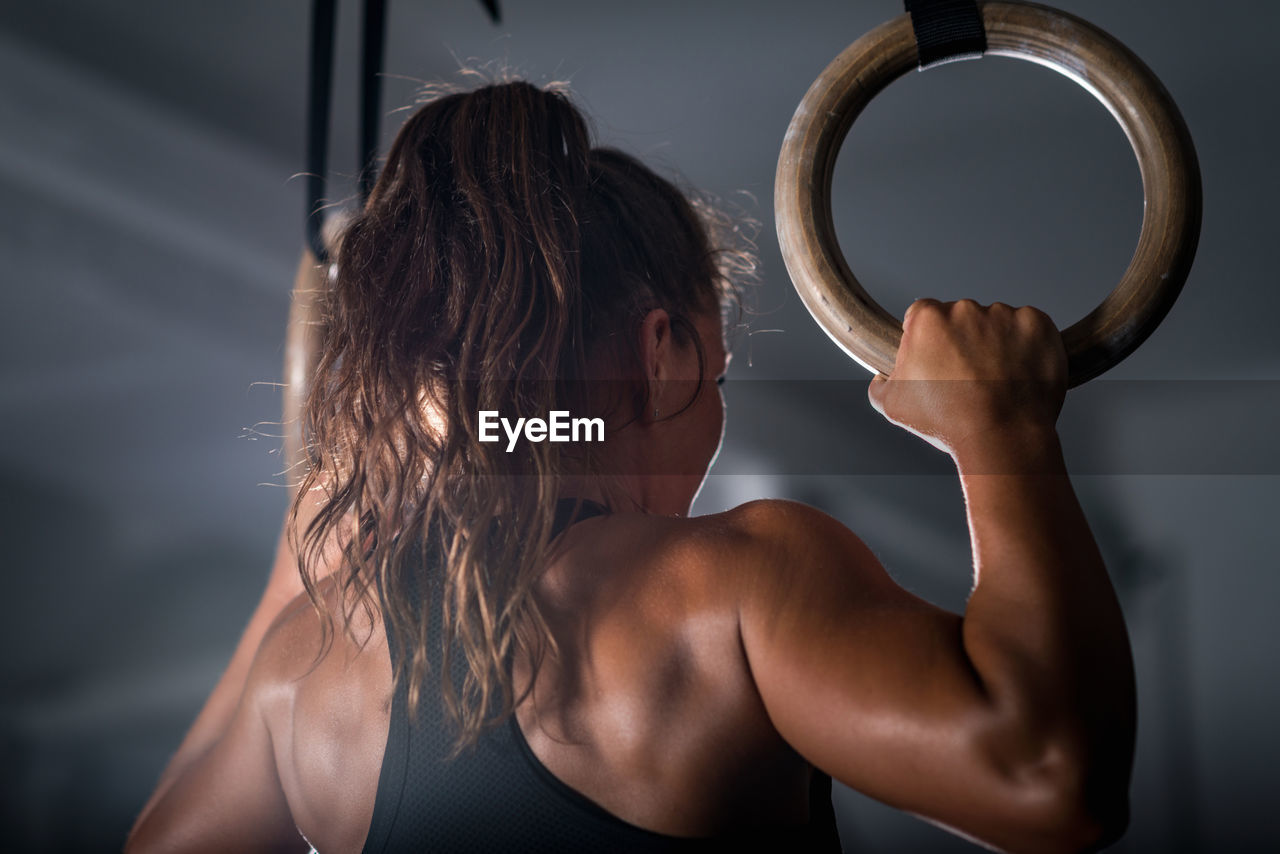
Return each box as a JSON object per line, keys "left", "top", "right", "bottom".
{"left": 867, "top": 299, "right": 1068, "bottom": 456}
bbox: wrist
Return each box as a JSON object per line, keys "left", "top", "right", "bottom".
{"left": 950, "top": 421, "right": 1065, "bottom": 475}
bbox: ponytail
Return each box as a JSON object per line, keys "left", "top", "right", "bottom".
{"left": 291, "top": 76, "right": 755, "bottom": 754}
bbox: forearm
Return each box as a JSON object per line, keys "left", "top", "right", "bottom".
{"left": 954, "top": 424, "right": 1135, "bottom": 809}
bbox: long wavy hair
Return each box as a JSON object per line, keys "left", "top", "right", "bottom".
{"left": 290, "top": 74, "right": 758, "bottom": 754}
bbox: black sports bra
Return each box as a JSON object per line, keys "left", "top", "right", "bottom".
{"left": 360, "top": 498, "right": 843, "bottom": 852}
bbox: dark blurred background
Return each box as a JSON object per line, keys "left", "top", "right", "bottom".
{"left": 1, "top": 1, "right": 1276, "bottom": 850}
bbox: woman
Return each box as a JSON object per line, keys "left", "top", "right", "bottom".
{"left": 127, "top": 79, "right": 1135, "bottom": 853}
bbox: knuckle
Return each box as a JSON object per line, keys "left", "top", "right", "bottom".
{"left": 904, "top": 298, "right": 943, "bottom": 326}
{"left": 1016, "top": 305, "right": 1054, "bottom": 328}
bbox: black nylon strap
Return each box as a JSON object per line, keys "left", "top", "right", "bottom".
{"left": 305, "top": 0, "right": 337, "bottom": 263}
{"left": 359, "top": 0, "right": 389, "bottom": 203}
{"left": 306, "top": 0, "right": 384, "bottom": 264}
{"left": 904, "top": 0, "right": 987, "bottom": 69}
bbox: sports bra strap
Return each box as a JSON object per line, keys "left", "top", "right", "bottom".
{"left": 550, "top": 497, "right": 611, "bottom": 538}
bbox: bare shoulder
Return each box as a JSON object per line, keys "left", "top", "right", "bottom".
{"left": 249, "top": 576, "right": 391, "bottom": 744}
{"left": 723, "top": 497, "right": 877, "bottom": 549}
{"left": 255, "top": 574, "right": 387, "bottom": 665}
{"left": 612, "top": 498, "right": 846, "bottom": 557}
{"left": 248, "top": 579, "right": 364, "bottom": 688}
{"left": 577, "top": 499, "right": 905, "bottom": 678}
{"left": 678, "top": 499, "right": 897, "bottom": 606}
{"left": 554, "top": 498, "right": 899, "bottom": 634}
{"left": 246, "top": 579, "right": 391, "bottom": 853}
{"left": 124, "top": 580, "right": 384, "bottom": 854}
{"left": 554, "top": 499, "right": 895, "bottom": 627}
{"left": 686, "top": 498, "right": 870, "bottom": 553}
{"left": 560, "top": 500, "right": 859, "bottom": 599}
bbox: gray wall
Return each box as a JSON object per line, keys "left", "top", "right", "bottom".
{"left": 2, "top": 1, "right": 1276, "bottom": 850}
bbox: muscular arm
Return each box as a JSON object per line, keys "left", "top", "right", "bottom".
{"left": 131, "top": 486, "right": 341, "bottom": 838}
{"left": 125, "top": 610, "right": 310, "bottom": 854}
{"left": 736, "top": 300, "right": 1135, "bottom": 853}
{"left": 954, "top": 424, "right": 1134, "bottom": 840}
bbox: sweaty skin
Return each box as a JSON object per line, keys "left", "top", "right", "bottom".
{"left": 128, "top": 301, "right": 1135, "bottom": 854}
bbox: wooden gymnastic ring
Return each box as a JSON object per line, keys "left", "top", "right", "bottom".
{"left": 775, "top": 1, "right": 1201, "bottom": 387}
{"left": 282, "top": 248, "right": 328, "bottom": 494}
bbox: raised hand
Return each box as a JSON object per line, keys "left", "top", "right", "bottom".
{"left": 867, "top": 298, "right": 1068, "bottom": 456}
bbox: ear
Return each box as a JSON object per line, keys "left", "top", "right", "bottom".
{"left": 637, "top": 308, "right": 673, "bottom": 420}
{"left": 638, "top": 308, "right": 673, "bottom": 378}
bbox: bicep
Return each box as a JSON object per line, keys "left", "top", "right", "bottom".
{"left": 734, "top": 501, "right": 1028, "bottom": 833}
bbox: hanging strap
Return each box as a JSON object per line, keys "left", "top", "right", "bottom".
{"left": 904, "top": 0, "right": 987, "bottom": 69}
{"left": 303, "top": 0, "right": 389, "bottom": 264}
{"left": 305, "top": 0, "right": 338, "bottom": 263}
{"left": 358, "top": 0, "right": 389, "bottom": 202}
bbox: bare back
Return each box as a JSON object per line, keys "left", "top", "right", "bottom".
{"left": 263, "top": 508, "right": 815, "bottom": 853}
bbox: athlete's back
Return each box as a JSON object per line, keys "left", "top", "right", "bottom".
{"left": 259, "top": 502, "right": 841, "bottom": 852}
